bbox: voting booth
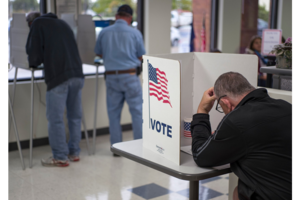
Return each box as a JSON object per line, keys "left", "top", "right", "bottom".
{"left": 77, "top": 14, "right": 96, "bottom": 65}
{"left": 9, "top": 13, "right": 30, "bottom": 69}
{"left": 142, "top": 52, "right": 258, "bottom": 165}
{"left": 9, "top": 13, "right": 98, "bottom": 68}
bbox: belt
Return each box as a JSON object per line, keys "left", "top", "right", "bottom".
{"left": 105, "top": 68, "right": 136, "bottom": 75}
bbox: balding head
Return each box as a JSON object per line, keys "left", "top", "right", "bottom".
{"left": 214, "top": 72, "right": 255, "bottom": 99}
{"left": 26, "top": 12, "right": 41, "bottom": 27}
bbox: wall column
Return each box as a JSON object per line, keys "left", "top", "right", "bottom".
{"left": 144, "top": 0, "right": 172, "bottom": 55}
{"left": 217, "top": 0, "right": 242, "bottom": 53}
{"left": 240, "top": 0, "right": 258, "bottom": 53}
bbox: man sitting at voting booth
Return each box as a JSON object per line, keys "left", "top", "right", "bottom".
{"left": 26, "top": 12, "right": 84, "bottom": 167}
{"left": 191, "top": 72, "right": 291, "bottom": 199}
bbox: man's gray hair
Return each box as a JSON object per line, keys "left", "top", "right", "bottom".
{"left": 26, "top": 12, "right": 41, "bottom": 23}
{"left": 214, "top": 72, "right": 255, "bottom": 98}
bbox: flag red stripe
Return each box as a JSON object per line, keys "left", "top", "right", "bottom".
{"left": 149, "top": 87, "right": 169, "bottom": 96}
{"left": 149, "top": 85, "right": 169, "bottom": 95}
{"left": 157, "top": 77, "right": 168, "bottom": 85}
{"left": 157, "top": 74, "right": 168, "bottom": 83}
{"left": 150, "top": 93, "right": 172, "bottom": 107}
{"left": 157, "top": 80, "right": 167, "bottom": 88}
{"left": 163, "top": 100, "right": 172, "bottom": 108}
{"left": 150, "top": 93, "right": 170, "bottom": 102}
{"left": 150, "top": 79, "right": 168, "bottom": 87}
{"left": 156, "top": 68, "right": 166, "bottom": 76}
{"left": 149, "top": 82, "right": 168, "bottom": 91}
{"left": 150, "top": 92, "right": 169, "bottom": 100}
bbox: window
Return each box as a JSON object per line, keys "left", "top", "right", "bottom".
{"left": 170, "top": 0, "right": 192, "bottom": 53}
{"left": 8, "top": 0, "right": 138, "bottom": 82}
{"left": 258, "top": 0, "right": 270, "bottom": 36}
{"left": 240, "top": 0, "right": 272, "bottom": 53}
{"left": 8, "top": 0, "right": 40, "bottom": 82}
{"left": 82, "top": 0, "right": 137, "bottom": 21}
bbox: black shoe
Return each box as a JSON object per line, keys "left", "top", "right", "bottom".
{"left": 113, "top": 153, "right": 120, "bottom": 157}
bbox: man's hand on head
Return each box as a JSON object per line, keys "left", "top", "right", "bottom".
{"left": 197, "top": 87, "right": 217, "bottom": 114}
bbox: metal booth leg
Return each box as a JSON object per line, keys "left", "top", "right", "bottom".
{"left": 93, "top": 65, "right": 99, "bottom": 154}
{"left": 9, "top": 67, "right": 18, "bottom": 137}
{"left": 266, "top": 74, "right": 273, "bottom": 88}
{"left": 189, "top": 180, "right": 199, "bottom": 200}
{"left": 9, "top": 94, "right": 26, "bottom": 170}
{"left": 81, "top": 110, "right": 90, "bottom": 155}
{"left": 29, "top": 69, "right": 34, "bottom": 168}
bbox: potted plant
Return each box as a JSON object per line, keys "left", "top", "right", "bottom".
{"left": 270, "top": 37, "right": 292, "bottom": 69}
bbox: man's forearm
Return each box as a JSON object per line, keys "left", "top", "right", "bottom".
{"left": 191, "top": 114, "right": 212, "bottom": 159}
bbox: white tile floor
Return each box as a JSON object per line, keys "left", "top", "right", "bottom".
{"left": 9, "top": 131, "right": 229, "bottom": 200}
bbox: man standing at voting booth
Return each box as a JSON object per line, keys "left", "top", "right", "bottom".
{"left": 94, "top": 4, "right": 145, "bottom": 151}
{"left": 191, "top": 72, "right": 291, "bottom": 199}
{"left": 26, "top": 12, "right": 84, "bottom": 167}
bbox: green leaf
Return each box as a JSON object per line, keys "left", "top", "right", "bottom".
{"left": 284, "top": 50, "right": 292, "bottom": 59}
{"left": 276, "top": 49, "right": 284, "bottom": 56}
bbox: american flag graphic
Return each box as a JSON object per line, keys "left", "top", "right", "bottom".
{"left": 184, "top": 121, "right": 191, "bottom": 138}
{"left": 148, "top": 62, "right": 172, "bottom": 108}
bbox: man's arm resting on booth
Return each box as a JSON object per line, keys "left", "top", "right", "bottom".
{"left": 191, "top": 114, "right": 247, "bottom": 167}
{"left": 26, "top": 29, "right": 43, "bottom": 67}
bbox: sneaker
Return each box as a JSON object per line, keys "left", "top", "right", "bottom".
{"left": 41, "top": 157, "right": 69, "bottom": 167}
{"left": 68, "top": 155, "right": 80, "bottom": 162}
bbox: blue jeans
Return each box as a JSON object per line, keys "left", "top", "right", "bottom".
{"left": 106, "top": 74, "right": 143, "bottom": 145}
{"left": 46, "top": 77, "right": 84, "bottom": 160}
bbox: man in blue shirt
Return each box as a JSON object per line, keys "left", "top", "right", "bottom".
{"left": 94, "top": 4, "right": 145, "bottom": 151}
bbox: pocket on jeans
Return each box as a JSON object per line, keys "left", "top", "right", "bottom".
{"left": 125, "top": 77, "right": 141, "bottom": 97}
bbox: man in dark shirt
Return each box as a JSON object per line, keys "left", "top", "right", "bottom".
{"left": 192, "top": 72, "right": 291, "bottom": 199}
{"left": 26, "top": 12, "right": 84, "bottom": 167}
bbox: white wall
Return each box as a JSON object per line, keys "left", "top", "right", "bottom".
{"left": 9, "top": 76, "right": 132, "bottom": 142}
{"left": 144, "top": 0, "right": 172, "bottom": 55}
{"left": 217, "top": 0, "right": 242, "bottom": 53}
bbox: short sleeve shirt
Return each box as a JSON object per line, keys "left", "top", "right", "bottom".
{"left": 94, "top": 19, "right": 146, "bottom": 71}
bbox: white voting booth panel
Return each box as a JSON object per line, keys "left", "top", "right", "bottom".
{"left": 77, "top": 15, "right": 96, "bottom": 65}
{"left": 143, "top": 57, "right": 181, "bottom": 165}
{"left": 9, "top": 14, "right": 30, "bottom": 69}
{"left": 143, "top": 52, "right": 258, "bottom": 165}
{"left": 61, "top": 13, "right": 77, "bottom": 37}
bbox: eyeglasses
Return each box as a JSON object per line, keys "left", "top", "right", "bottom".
{"left": 216, "top": 95, "right": 227, "bottom": 113}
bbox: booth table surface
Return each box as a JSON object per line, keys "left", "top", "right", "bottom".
{"left": 260, "top": 66, "right": 292, "bottom": 75}
{"left": 111, "top": 139, "right": 231, "bottom": 181}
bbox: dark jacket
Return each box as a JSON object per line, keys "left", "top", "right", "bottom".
{"left": 191, "top": 88, "right": 291, "bottom": 200}
{"left": 26, "top": 13, "right": 84, "bottom": 91}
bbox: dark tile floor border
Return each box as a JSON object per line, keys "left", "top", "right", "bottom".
{"left": 9, "top": 123, "right": 132, "bottom": 151}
